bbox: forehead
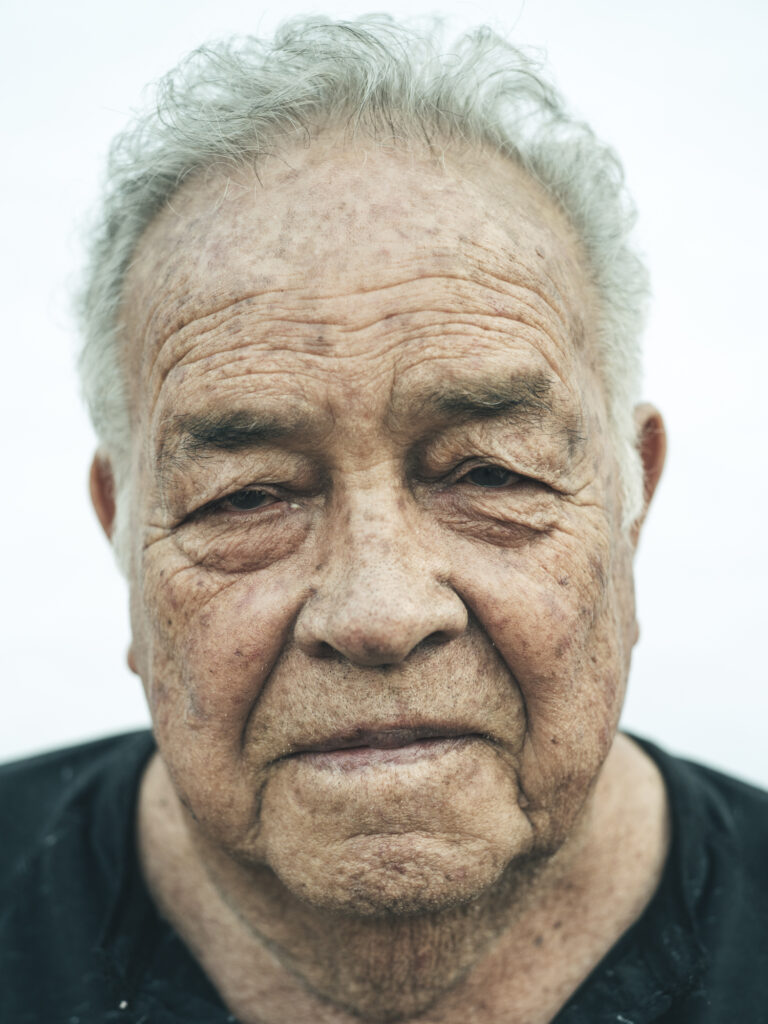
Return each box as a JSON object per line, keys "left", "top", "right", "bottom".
{"left": 121, "top": 139, "right": 598, "bottom": 429}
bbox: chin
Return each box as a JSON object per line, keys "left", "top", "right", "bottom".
{"left": 268, "top": 831, "right": 522, "bottom": 918}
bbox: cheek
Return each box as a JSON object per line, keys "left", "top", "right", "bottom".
{"left": 465, "top": 533, "right": 614, "bottom": 682}
{"left": 131, "top": 559, "right": 310, "bottom": 846}
{"left": 135, "top": 552, "right": 302, "bottom": 734}
{"left": 456, "top": 530, "right": 632, "bottom": 802}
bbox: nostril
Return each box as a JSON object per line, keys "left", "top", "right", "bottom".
{"left": 314, "top": 641, "right": 341, "bottom": 660}
{"left": 414, "top": 630, "right": 451, "bottom": 654}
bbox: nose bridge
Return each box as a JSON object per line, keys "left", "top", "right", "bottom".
{"left": 337, "top": 487, "right": 418, "bottom": 585}
{"left": 294, "top": 482, "right": 467, "bottom": 666}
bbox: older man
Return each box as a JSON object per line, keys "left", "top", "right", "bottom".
{"left": 1, "top": 16, "right": 766, "bottom": 1024}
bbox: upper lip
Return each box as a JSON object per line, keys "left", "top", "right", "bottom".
{"left": 286, "top": 723, "right": 485, "bottom": 756}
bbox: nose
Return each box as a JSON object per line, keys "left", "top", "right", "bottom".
{"left": 293, "top": 501, "right": 467, "bottom": 667}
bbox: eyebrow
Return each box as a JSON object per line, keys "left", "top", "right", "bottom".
{"left": 157, "top": 408, "right": 312, "bottom": 469}
{"left": 421, "top": 373, "right": 555, "bottom": 421}
{"left": 157, "top": 372, "right": 582, "bottom": 470}
{"left": 402, "top": 372, "right": 586, "bottom": 456}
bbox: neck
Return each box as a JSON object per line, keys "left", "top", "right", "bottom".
{"left": 137, "top": 734, "right": 669, "bottom": 1024}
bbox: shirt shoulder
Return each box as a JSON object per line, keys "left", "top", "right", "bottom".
{"left": 0, "top": 731, "right": 154, "bottom": 887}
{"left": 681, "top": 756, "right": 768, "bottom": 947}
{"left": 633, "top": 739, "right": 768, "bottom": 1022}
{"left": 655, "top": 746, "right": 768, "bottom": 878}
{"left": 0, "top": 732, "right": 156, "bottom": 1024}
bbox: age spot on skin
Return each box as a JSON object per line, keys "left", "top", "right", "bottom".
{"left": 589, "top": 556, "right": 607, "bottom": 590}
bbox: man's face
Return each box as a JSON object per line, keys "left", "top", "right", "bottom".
{"left": 119, "top": 140, "right": 640, "bottom": 914}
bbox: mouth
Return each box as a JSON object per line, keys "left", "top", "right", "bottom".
{"left": 285, "top": 725, "right": 487, "bottom": 770}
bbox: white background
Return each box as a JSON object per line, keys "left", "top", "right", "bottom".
{"left": 2, "top": 0, "right": 766, "bottom": 787}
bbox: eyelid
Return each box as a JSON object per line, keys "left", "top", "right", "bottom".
{"left": 222, "top": 488, "right": 281, "bottom": 510}
{"left": 448, "top": 458, "right": 521, "bottom": 482}
{"left": 191, "top": 485, "right": 284, "bottom": 520}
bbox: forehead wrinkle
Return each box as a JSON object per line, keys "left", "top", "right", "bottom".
{"left": 338, "top": 243, "right": 589, "bottom": 367}
{"left": 159, "top": 272, "right": 575, "bottom": 364}
{"left": 125, "top": 155, "right": 597, "bottom": 447}
{"left": 134, "top": 199, "right": 584, "bottom": 352}
{"left": 129, "top": 180, "right": 590, "bottom": 362}
{"left": 144, "top": 273, "right": 472, "bottom": 385}
{"left": 459, "top": 240, "right": 589, "bottom": 351}
{"left": 143, "top": 271, "right": 590, "bottom": 446}
{"left": 140, "top": 288, "right": 307, "bottom": 389}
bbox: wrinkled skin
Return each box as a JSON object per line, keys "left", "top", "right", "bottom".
{"left": 92, "top": 137, "right": 667, "bottom": 1023}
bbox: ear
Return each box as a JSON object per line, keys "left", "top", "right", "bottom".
{"left": 630, "top": 404, "right": 667, "bottom": 546}
{"left": 89, "top": 452, "right": 117, "bottom": 540}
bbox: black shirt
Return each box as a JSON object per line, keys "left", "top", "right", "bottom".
{"left": 1, "top": 731, "right": 766, "bottom": 1023}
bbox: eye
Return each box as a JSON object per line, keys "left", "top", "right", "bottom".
{"left": 460, "top": 465, "right": 521, "bottom": 488}
{"left": 220, "top": 488, "right": 280, "bottom": 512}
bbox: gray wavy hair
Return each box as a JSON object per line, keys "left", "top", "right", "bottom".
{"left": 77, "top": 14, "right": 648, "bottom": 567}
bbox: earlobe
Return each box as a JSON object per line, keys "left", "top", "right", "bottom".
{"left": 631, "top": 404, "right": 667, "bottom": 545}
{"left": 89, "top": 452, "right": 117, "bottom": 540}
{"left": 127, "top": 644, "right": 139, "bottom": 675}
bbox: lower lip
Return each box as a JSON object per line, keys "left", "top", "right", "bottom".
{"left": 296, "top": 736, "right": 473, "bottom": 771}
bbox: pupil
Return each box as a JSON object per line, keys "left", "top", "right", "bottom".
{"left": 467, "top": 466, "right": 511, "bottom": 487}
{"left": 229, "top": 490, "right": 268, "bottom": 509}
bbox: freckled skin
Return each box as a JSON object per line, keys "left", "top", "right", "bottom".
{"left": 93, "top": 137, "right": 669, "bottom": 1024}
